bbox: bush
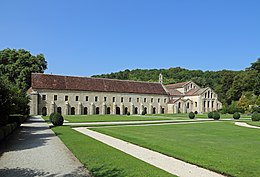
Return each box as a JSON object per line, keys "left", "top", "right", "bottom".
{"left": 127, "top": 112, "right": 130, "bottom": 116}
{"left": 251, "top": 112, "right": 260, "bottom": 121}
{"left": 141, "top": 111, "right": 146, "bottom": 115}
{"left": 233, "top": 112, "right": 240, "bottom": 119}
{"left": 189, "top": 112, "right": 195, "bottom": 119}
{"left": 213, "top": 111, "right": 220, "bottom": 120}
{"left": 49, "top": 112, "right": 64, "bottom": 126}
{"left": 208, "top": 112, "right": 213, "bottom": 118}
{"left": 194, "top": 111, "right": 198, "bottom": 114}
{"left": 251, "top": 106, "right": 260, "bottom": 113}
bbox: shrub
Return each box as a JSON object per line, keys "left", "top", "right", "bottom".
{"left": 189, "top": 112, "right": 195, "bottom": 119}
{"left": 251, "top": 106, "right": 260, "bottom": 113}
{"left": 251, "top": 112, "right": 260, "bottom": 121}
{"left": 49, "top": 112, "right": 64, "bottom": 126}
{"left": 127, "top": 112, "right": 130, "bottom": 116}
{"left": 141, "top": 111, "right": 146, "bottom": 115}
{"left": 213, "top": 111, "right": 220, "bottom": 120}
{"left": 208, "top": 112, "right": 213, "bottom": 118}
{"left": 233, "top": 112, "right": 240, "bottom": 119}
{"left": 194, "top": 111, "right": 198, "bottom": 114}
{"left": 0, "top": 128, "right": 4, "bottom": 141}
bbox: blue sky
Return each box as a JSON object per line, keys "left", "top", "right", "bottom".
{"left": 1, "top": 0, "right": 259, "bottom": 76}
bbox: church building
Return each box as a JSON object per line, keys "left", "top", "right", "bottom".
{"left": 28, "top": 73, "right": 222, "bottom": 116}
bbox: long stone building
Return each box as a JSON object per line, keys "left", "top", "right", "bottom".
{"left": 28, "top": 73, "right": 222, "bottom": 116}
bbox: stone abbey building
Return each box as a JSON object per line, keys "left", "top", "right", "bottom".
{"left": 28, "top": 73, "right": 222, "bottom": 116}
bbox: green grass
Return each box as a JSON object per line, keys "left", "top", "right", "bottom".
{"left": 60, "top": 115, "right": 173, "bottom": 122}
{"left": 241, "top": 120, "right": 260, "bottom": 127}
{"left": 51, "top": 126, "right": 174, "bottom": 177}
{"left": 92, "top": 122, "right": 260, "bottom": 177}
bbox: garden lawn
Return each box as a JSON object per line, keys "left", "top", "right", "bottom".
{"left": 62, "top": 115, "right": 173, "bottom": 122}
{"left": 92, "top": 122, "right": 260, "bottom": 177}
{"left": 242, "top": 120, "right": 260, "bottom": 127}
{"left": 51, "top": 126, "right": 173, "bottom": 177}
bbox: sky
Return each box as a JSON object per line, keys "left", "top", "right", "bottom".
{"left": 0, "top": 0, "right": 260, "bottom": 76}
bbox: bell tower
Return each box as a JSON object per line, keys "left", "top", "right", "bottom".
{"left": 159, "top": 73, "right": 163, "bottom": 84}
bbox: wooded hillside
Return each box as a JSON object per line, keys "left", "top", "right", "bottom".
{"left": 93, "top": 59, "right": 260, "bottom": 112}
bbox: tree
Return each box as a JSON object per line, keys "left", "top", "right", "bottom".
{"left": 256, "top": 96, "right": 260, "bottom": 106}
{"left": 247, "top": 58, "right": 260, "bottom": 72}
{"left": 237, "top": 95, "right": 250, "bottom": 111}
{"left": 0, "top": 48, "right": 47, "bottom": 91}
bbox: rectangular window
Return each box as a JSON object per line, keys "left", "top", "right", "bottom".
{"left": 113, "top": 97, "right": 115, "bottom": 102}
{"left": 121, "top": 97, "right": 124, "bottom": 102}
{"left": 95, "top": 96, "right": 98, "bottom": 102}
{"left": 151, "top": 98, "right": 154, "bottom": 103}
{"left": 195, "top": 102, "right": 197, "bottom": 107}
{"left": 42, "top": 95, "right": 46, "bottom": 100}
{"left": 164, "top": 98, "right": 167, "bottom": 103}
{"left": 86, "top": 96, "right": 88, "bottom": 101}
{"left": 65, "top": 95, "right": 68, "bottom": 101}
{"left": 54, "top": 95, "right": 57, "bottom": 101}
{"left": 104, "top": 97, "right": 107, "bottom": 102}
{"left": 129, "top": 97, "right": 131, "bottom": 102}
{"left": 144, "top": 98, "right": 146, "bottom": 102}
{"left": 158, "top": 98, "right": 160, "bottom": 103}
{"left": 137, "top": 98, "right": 139, "bottom": 102}
{"left": 76, "top": 96, "right": 79, "bottom": 101}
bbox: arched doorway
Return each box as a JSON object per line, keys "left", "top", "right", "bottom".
{"left": 144, "top": 107, "right": 147, "bottom": 114}
{"left": 152, "top": 107, "right": 156, "bottom": 114}
{"left": 84, "top": 107, "right": 88, "bottom": 115}
{"left": 134, "top": 107, "right": 138, "bottom": 114}
{"left": 71, "top": 107, "right": 75, "bottom": 115}
{"left": 96, "top": 107, "right": 100, "bottom": 115}
{"left": 57, "top": 107, "right": 62, "bottom": 114}
{"left": 107, "top": 107, "right": 111, "bottom": 114}
{"left": 162, "top": 108, "right": 165, "bottom": 114}
{"left": 42, "top": 107, "right": 47, "bottom": 116}
{"left": 116, "top": 107, "right": 120, "bottom": 115}
{"left": 124, "top": 107, "right": 128, "bottom": 114}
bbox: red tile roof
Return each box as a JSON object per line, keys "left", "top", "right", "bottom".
{"left": 168, "top": 89, "right": 183, "bottom": 96}
{"left": 31, "top": 73, "right": 168, "bottom": 95}
{"left": 165, "top": 82, "right": 190, "bottom": 89}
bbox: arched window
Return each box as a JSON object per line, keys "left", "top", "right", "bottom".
{"left": 116, "top": 107, "right": 120, "bottom": 115}
{"left": 124, "top": 107, "right": 128, "bottom": 114}
{"left": 42, "top": 107, "right": 47, "bottom": 116}
{"left": 152, "top": 107, "right": 156, "bottom": 114}
{"left": 134, "top": 107, "right": 138, "bottom": 114}
{"left": 71, "top": 107, "right": 75, "bottom": 115}
{"left": 144, "top": 107, "right": 147, "bottom": 114}
{"left": 84, "top": 107, "right": 88, "bottom": 115}
{"left": 96, "top": 107, "right": 100, "bottom": 114}
{"left": 57, "top": 107, "right": 62, "bottom": 114}
{"left": 187, "top": 102, "right": 190, "bottom": 109}
{"left": 107, "top": 107, "right": 111, "bottom": 114}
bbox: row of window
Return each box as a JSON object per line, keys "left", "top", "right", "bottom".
{"left": 42, "top": 94, "right": 168, "bottom": 103}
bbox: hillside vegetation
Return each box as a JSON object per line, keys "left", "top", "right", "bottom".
{"left": 93, "top": 59, "right": 260, "bottom": 113}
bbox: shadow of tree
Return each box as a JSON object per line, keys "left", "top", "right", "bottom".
{"left": 0, "top": 117, "right": 55, "bottom": 153}
{"left": 90, "top": 165, "right": 126, "bottom": 177}
{"left": 0, "top": 166, "right": 90, "bottom": 177}
{"left": 0, "top": 167, "right": 52, "bottom": 177}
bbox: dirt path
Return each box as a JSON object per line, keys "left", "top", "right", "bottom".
{"left": 0, "top": 116, "right": 90, "bottom": 177}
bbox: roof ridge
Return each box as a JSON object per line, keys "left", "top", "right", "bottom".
{"left": 32, "top": 73, "right": 161, "bottom": 85}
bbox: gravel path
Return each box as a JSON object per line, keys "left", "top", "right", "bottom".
{"left": 74, "top": 127, "right": 225, "bottom": 177}
{"left": 235, "top": 122, "right": 260, "bottom": 129}
{"left": 0, "top": 116, "right": 90, "bottom": 177}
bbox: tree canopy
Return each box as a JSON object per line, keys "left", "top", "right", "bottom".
{"left": 0, "top": 48, "right": 47, "bottom": 91}
{"left": 93, "top": 59, "right": 260, "bottom": 110}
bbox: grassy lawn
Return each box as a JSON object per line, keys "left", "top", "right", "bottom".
{"left": 51, "top": 126, "right": 173, "bottom": 177}
{"left": 148, "top": 113, "right": 251, "bottom": 119}
{"left": 241, "top": 120, "right": 260, "bottom": 127}
{"left": 92, "top": 122, "right": 260, "bottom": 177}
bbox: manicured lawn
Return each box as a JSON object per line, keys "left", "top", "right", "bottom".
{"left": 51, "top": 126, "right": 174, "bottom": 177}
{"left": 242, "top": 120, "right": 260, "bottom": 127}
{"left": 148, "top": 113, "right": 251, "bottom": 119}
{"left": 92, "top": 122, "right": 260, "bottom": 177}
{"left": 61, "top": 115, "right": 173, "bottom": 122}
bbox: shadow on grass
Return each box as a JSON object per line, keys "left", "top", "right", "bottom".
{"left": 91, "top": 165, "right": 126, "bottom": 177}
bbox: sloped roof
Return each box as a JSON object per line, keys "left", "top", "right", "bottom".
{"left": 168, "top": 89, "right": 183, "bottom": 96}
{"left": 31, "top": 73, "right": 168, "bottom": 95}
{"left": 165, "top": 81, "right": 190, "bottom": 89}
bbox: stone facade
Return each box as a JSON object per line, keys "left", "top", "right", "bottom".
{"left": 28, "top": 74, "right": 222, "bottom": 115}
